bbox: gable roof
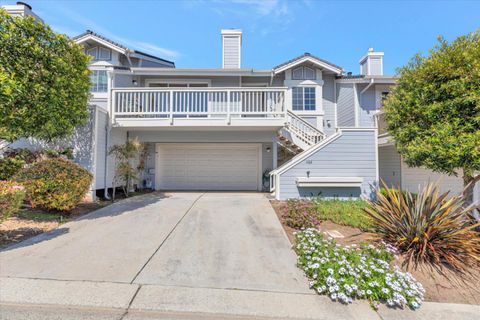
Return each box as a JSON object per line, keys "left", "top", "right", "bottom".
{"left": 273, "top": 53, "right": 343, "bottom": 75}
{"left": 72, "top": 30, "right": 175, "bottom": 67}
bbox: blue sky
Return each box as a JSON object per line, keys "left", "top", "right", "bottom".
{"left": 21, "top": 0, "right": 480, "bottom": 74}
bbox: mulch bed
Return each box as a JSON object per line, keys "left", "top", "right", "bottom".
{"left": 0, "top": 202, "right": 108, "bottom": 249}
{"left": 271, "top": 199, "right": 480, "bottom": 305}
{"left": 0, "top": 190, "right": 154, "bottom": 249}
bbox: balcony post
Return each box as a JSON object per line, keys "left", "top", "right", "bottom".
{"left": 169, "top": 90, "right": 174, "bottom": 125}
{"left": 227, "top": 90, "right": 231, "bottom": 125}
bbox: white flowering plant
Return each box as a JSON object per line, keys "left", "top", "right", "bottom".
{"left": 295, "top": 228, "right": 424, "bottom": 309}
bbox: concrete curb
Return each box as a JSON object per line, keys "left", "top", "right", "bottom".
{"left": 1, "top": 277, "right": 479, "bottom": 320}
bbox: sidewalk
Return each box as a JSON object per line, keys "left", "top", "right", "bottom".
{"left": 1, "top": 277, "right": 479, "bottom": 320}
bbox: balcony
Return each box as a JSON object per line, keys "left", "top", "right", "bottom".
{"left": 111, "top": 87, "right": 287, "bottom": 128}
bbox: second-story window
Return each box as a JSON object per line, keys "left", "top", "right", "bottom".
{"left": 86, "top": 46, "right": 111, "bottom": 61}
{"left": 90, "top": 70, "right": 108, "bottom": 92}
{"left": 292, "top": 87, "right": 316, "bottom": 111}
{"left": 292, "top": 66, "right": 316, "bottom": 80}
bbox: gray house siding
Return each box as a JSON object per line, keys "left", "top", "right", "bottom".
{"left": 322, "top": 75, "right": 336, "bottom": 135}
{"left": 358, "top": 84, "right": 377, "bottom": 127}
{"left": 336, "top": 83, "right": 355, "bottom": 127}
{"left": 277, "top": 130, "right": 377, "bottom": 200}
{"left": 378, "top": 145, "right": 401, "bottom": 188}
{"left": 369, "top": 57, "right": 382, "bottom": 75}
{"left": 223, "top": 36, "right": 240, "bottom": 68}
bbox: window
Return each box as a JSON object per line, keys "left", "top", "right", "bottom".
{"left": 292, "top": 66, "right": 316, "bottom": 80}
{"left": 90, "top": 70, "right": 108, "bottom": 92}
{"left": 148, "top": 82, "right": 209, "bottom": 88}
{"left": 292, "top": 87, "right": 316, "bottom": 111}
{"left": 292, "top": 67, "right": 304, "bottom": 80}
{"left": 86, "top": 46, "right": 111, "bottom": 61}
{"left": 98, "top": 47, "right": 111, "bottom": 60}
{"left": 381, "top": 91, "right": 389, "bottom": 106}
{"left": 86, "top": 47, "right": 98, "bottom": 60}
{"left": 304, "top": 67, "right": 315, "bottom": 80}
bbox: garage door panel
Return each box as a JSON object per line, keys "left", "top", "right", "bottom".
{"left": 156, "top": 143, "right": 260, "bottom": 191}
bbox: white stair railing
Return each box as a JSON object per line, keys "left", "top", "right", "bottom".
{"left": 283, "top": 111, "right": 325, "bottom": 149}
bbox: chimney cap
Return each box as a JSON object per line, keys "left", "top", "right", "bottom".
{"left": 221, "top": 29, "right": 242, "bottom": 35}
{"left": 16, "top": 2, "right": 32, "bottom": 10}
{"left": 368, "top": 47, "right": 374, "bottom": 52}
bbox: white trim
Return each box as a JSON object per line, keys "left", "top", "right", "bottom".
{"left": 274, "top": 56, "right": 343, "bottom": 75}
{"left": 333, "top": 78, "right": 337, "bottom": 132}
{"left": 144, "top": 79, "right": 212, "bottom": 87}
{"left": 296, "top": 177, "right": 363, "bottom": 188}
{"left": 129, "top": 68, "right": 271, "bottom": 76}
{"left": 353, "top": 83, "right": 359, "bottom": 127}
{"left": 335, "top": 77, "right": 396, "bottom": 84}
{"left": 257, "top": 144, "right": 262, "bottom": 191}
{"left": 75, "top": 34, "right": 127, "bottom": 55}
{"left": 272, "top": 137, "right": 278, "bottom": 169}
{"left": 359, "top": 51, "right": 384, "bottom": 64}
{"left": 92, "top": 107, "right": 99, "bottom": 193}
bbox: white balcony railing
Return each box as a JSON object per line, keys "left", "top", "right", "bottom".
{"left": 285, "top": 110, "right": 325, "bottom": 146}
{"left": 111, "top": 87, "right": 287, "bottom": 124}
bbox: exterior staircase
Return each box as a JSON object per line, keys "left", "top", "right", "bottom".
{"left": 277, "top": 110, "right": 325, "bottom": 154}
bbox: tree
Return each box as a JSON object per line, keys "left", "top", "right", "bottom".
{"left": 384, "top": 29, "right": 480, "bottom": 205}
{"left": 109, "top": 139, "right": 143, "bottom": 201}
{"left": 0, "top": 9, "right": 91, "bottom": 143}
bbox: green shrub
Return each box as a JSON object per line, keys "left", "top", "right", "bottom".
{"left": 15, "top": 158, "right": 92, "bottom": 211}
{"left": 283, "top": 199, "right": 320, "bottom": 229}
{"left": 312, "top": 198, "right": 372, "bottom": 231}
{"left": 295, "top": 229, "right": 424, "bottom": 309}
{"left": 365, "top": 183, "right": 480, "bottom": 276}
{"left": 0, "top": 181, "right": 26, "bottom": 221}
{"left": 0, "top": 158, "right": 25, "bottom": 180}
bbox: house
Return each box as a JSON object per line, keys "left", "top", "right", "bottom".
{"left": 2, "top": 2, "right": 478, "bottom": 202}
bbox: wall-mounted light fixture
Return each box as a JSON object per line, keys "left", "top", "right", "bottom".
{"left": 132, "top": 79, "right": 138, "bottom": 86}
{"left": 266, "top": 147, "right": 271, "bottom": 153}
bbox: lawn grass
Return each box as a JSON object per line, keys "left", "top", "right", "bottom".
{"left": 15, "top": 208, "right": 69, "bottom": 223}
{"left": 312, "top": 198, "right": 372, "bottom": 231}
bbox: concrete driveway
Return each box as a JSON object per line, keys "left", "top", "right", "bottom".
{"left": 2, "top": 193, "right": 477, "bottom": 320}
{"left": 0, "top": 192, "right": 307, "bottom": 293}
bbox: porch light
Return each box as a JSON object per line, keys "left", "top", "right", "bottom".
{"left": 132, "top": 79, "right": 138, "bottom": 86}
{"left": 266, "top": 147, "right": 271, "bottom": 153}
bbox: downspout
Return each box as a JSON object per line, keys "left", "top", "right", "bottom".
{"left": 360, "top": 78, "right": 374, "bottom": 94}
{"left": 125, "top": 50, "right": 133, "bottom": 67}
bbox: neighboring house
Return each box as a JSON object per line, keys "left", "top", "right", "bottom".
{"left": 3, "top": 2, "right": 478, "bottom": 202}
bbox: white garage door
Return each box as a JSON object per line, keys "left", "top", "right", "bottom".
{"left": 155, "top": 143, "right": 261, "bottom": 191}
